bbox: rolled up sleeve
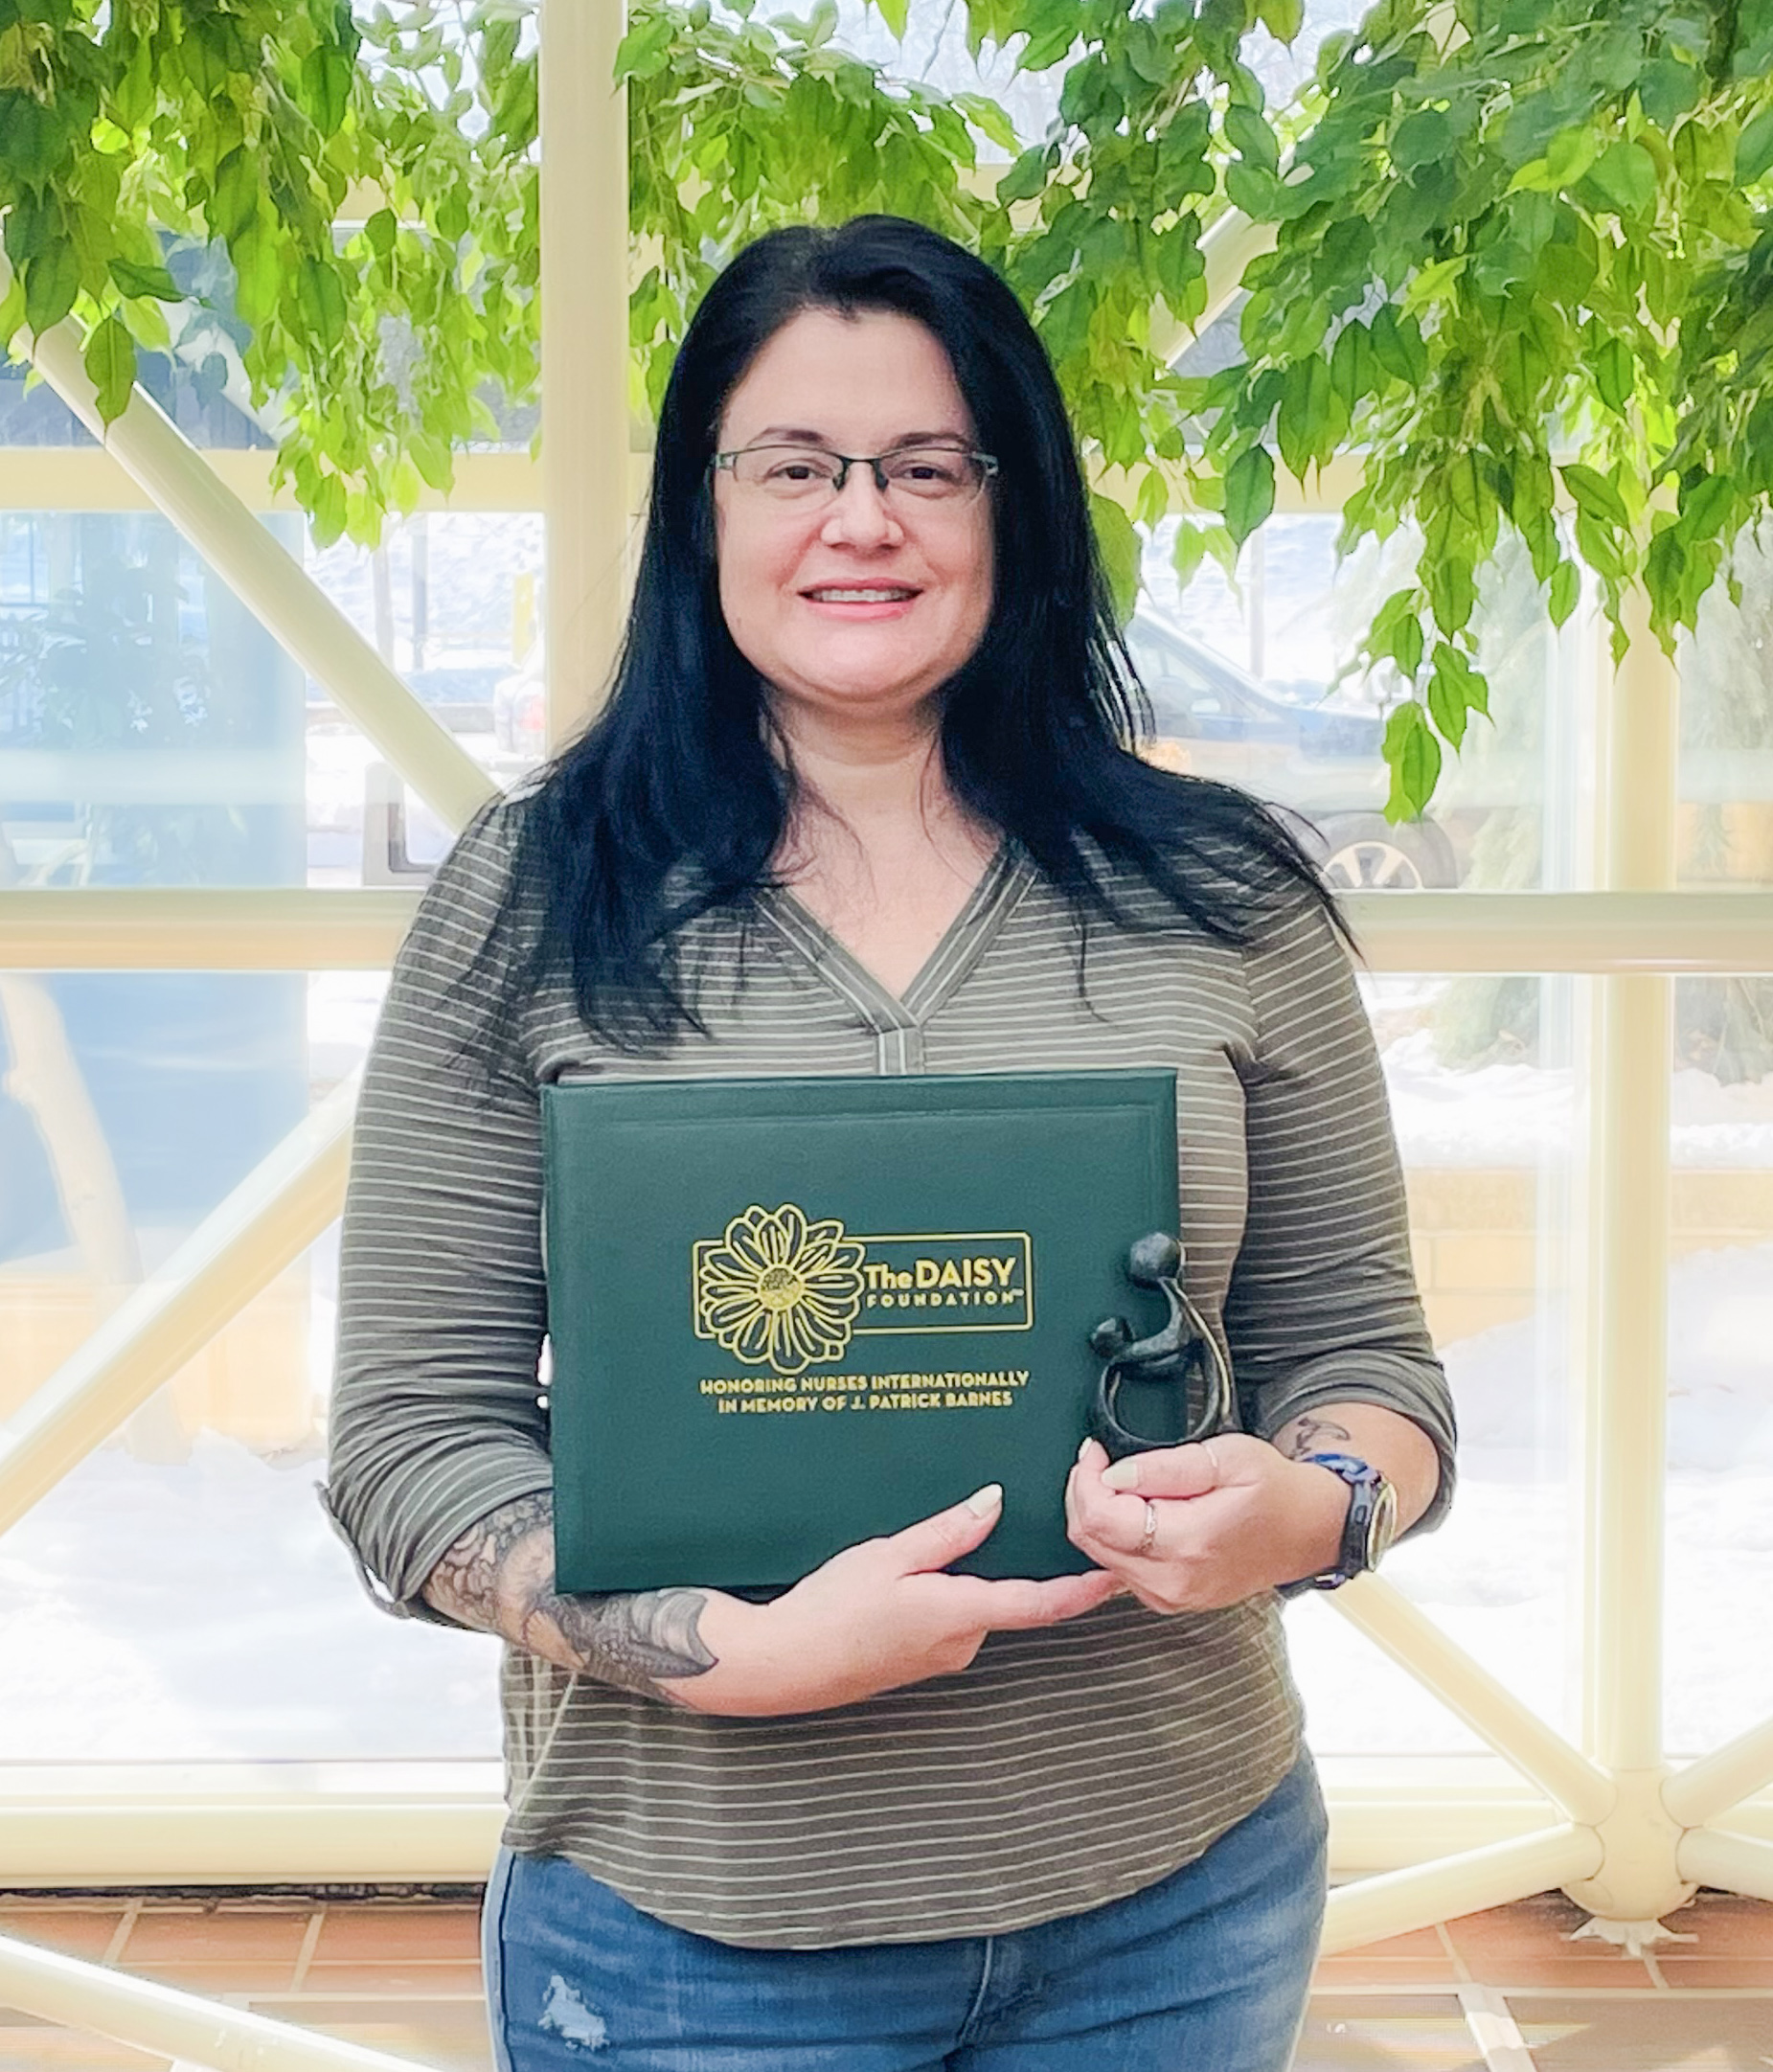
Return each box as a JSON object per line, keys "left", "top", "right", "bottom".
{"left": 323, "top": 806, "right": 555, "bottom": 1617}
{"left": 1226, "top": 893, "right": 1456, "bottom": 1537}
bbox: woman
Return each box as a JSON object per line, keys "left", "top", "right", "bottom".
{"left": 326, "top": 216, "right": 1454, "bottom": 2070}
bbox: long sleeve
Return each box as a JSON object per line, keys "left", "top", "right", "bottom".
{"left": 1225, "top": 891, "right": 1456, "bottom": 1535}
{"left": 323, "top": 805, "right": 555, "bottom": 1616}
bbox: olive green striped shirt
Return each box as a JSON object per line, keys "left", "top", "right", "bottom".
{"left": 326, "top": 802, "right": 1454, "bottom": 1948}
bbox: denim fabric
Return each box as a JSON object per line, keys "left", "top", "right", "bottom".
{"left": 484, "top": 1752, "right": 1326, "bottom": 2072}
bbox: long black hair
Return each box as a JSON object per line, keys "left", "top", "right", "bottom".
{"left": 489, "top": 215, "right": 1339, "bottom": 1053}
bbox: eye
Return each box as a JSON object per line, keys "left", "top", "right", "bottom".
{"left": 761, "top": 450, "right": 838, "bottom": 483}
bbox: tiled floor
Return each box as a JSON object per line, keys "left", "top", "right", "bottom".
{"left": 0, "top": 1888, "right": 1768, "bottom": 2069}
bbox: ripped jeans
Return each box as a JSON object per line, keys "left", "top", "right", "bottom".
{"left": 482, "top": 1752, "right": 1326, "bottom": 2072}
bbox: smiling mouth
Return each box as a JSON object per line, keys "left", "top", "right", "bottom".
{"left": 801, "top": 586, "right": 921, "bottom": 603}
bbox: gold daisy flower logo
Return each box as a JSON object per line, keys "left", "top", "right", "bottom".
{"left": 694, "top": 1203, "right": 866, "bottom": 1373}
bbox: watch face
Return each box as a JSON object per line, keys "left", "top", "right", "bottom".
{"left": 1365, "top": 1477, "right": 1400, "bottom": 1569}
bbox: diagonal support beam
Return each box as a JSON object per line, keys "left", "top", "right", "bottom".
{"left": 0, "top": 1926, "right": 432, "bottom": 2072}
{"left": 0, "top": 1079, "right": 354, "bottom": 1539}
{"left": 0, "top": 255, "right": 495, "bottom": 834}
{"left": 1330, "top": 1575, "right": 1616, "bottom": 1827}
{"left": 1321, "top": 1824, "right": 1602, "bottom": 1955}
{"left": 1676, "top": 1826, "right": 1773, "bottom": 1904}
{"left": 1664, "top": 1715, "right": 1773, "bottom": 1830}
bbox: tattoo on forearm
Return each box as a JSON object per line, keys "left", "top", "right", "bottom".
{"left": 1273, "top": 1414, "right": 1353, "bottom": 1460}
{"left": 423, "top": 1492, "right": 717, "bottom": 1700}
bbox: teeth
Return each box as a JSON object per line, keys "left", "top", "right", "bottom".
{"left": 807, "top": 588, "right": 914, "bottom": 602}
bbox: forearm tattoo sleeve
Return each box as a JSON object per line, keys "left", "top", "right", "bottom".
{"left": 422, "top": 1491, "right": 717, "bottom": 1701}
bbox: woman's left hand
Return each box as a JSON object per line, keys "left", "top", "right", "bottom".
{"left": 1064, "top": 1435, "right": 1348, "bottom": 1614}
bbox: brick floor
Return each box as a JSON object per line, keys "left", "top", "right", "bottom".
{"left": 0, "top": 1888, "right": 1767, "bottom": 2069}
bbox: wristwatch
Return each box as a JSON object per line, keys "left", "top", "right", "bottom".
{"left": 1280, "top": 1452, "right": 1399, "bottom": 1596}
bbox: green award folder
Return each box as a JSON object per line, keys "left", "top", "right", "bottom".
{"left": 543, "top": 1069, "right": 1180, "bottom": 1593}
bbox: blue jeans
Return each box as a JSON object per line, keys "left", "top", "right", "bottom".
{"left": 484, "top": 1753, "right": 1326, "bottom": 2071}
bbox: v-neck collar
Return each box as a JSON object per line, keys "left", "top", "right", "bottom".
{"left": 760, "top": 841, "right": 1034, "bottom": 1059}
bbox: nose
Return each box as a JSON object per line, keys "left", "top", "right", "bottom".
{"left": 820, "top": 464, "right": 903, "bottom": 549}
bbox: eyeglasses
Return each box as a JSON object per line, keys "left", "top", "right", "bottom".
{"left": 711, "top": 443, "right": 999, "bottom": 507}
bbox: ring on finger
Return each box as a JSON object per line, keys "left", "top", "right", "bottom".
{"left": 1137, "top": 1498, "right": 1159, "bottom": 1556}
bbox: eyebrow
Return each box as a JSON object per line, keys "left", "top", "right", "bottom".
{"left": 744, "top": 425, "right": 973, "bottom": 448}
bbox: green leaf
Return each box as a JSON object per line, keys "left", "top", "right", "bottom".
{"left": 1560, "top": 462, "right": 1630, "bottom": 532}
{"left": 1425, "top": 642, "right": 1476, "bottom": 749}
{"left": 1089, "top": 490, "right": 1140, "bottom": 626}
{"left": 1256, "top": 0, "right": 1304, "bottom": 40}
{"left": 1223, "top": 444, "right": 1275, "bottom": 547}
{"left": 1544, "top": 125, "right": 1599, "bottom": 190}
{"left": 296, "top": 254, "right": 348, "bottom": 353}
{"left": 309, "top": 470, "right": 349, "bottom": 547}
{"left": 0, "top": 270, "right": 25, "bottom": 350}
{"left": 1548, "top": 559, "right": 1580, "bottom": 626}
{"left": 1369, "top": 305, "right": 1426, "bottom": 387}
{"left": 364, "top": 206, "right": 397, "bottom": 256}
{"left": 1678, "top": 470, "right": 1737, "bottom": 541}
{"left": 107, "top": 257, "right": 182, "bottom": 302}
{"left": 1277, "top": 355, "right": 1342, "bottom": 479}
{"left": 24, "top": 240, "right": 80, "bottom": 335}
{"left": 1592, "top": 335, "right": 1633, "bottom": 414}
{"left": 1391, "top": 108, "right": 1449, "bottom": 172}
{"left": 1384, "top": 701, "right": 1443, "bottom": 819}
{"left": 1587, "top": 140, "right": 1658, "bottom": 217}
{"left": 1329, "top": 320, "right": 1374, "bottom": 412}
{"left": 613, "top": 13, "right": 673, "bottom": 80}
{"left": 1225, "top": 104, "right": 1279, "bottom": 176}
{"left": 1370, "top": 589, "right": 1426, "bottom": 679}
{"left": 872, "top": 0, "right": 909, "bottom": 34}
{"left": 1736, "top": 107, "right": 1773, "bottom": 187}
{"left": 212, "top": 148, "right": 260, "bottom": 241}
{"left": 300, "top": 44, "right": 354, "bottom": 135}
{"left": 82, "top": 313, "right": 136, "bottom": 423}
{"left": 996, "top": 144, "right": 1049, "bottom": 205}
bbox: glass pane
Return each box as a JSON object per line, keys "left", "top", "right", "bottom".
{"left": 1141, "top": 520, "right": 1575, "bottom": 892}
{"left": 1296, "top": 973, "right": 1578, "bottom": 1755}
{"left": 0, "top": 966, "right": 502, "bottom": 1762}
{"left": 1665, "top": 980, "right": 1773, "bottom": 1756}
{"left": 1678, "top": 536, "right": 1773, "bottom": 891}
{"left": 0, "top": 1233, "right": 501, "bottom": 1763}
{"left": 0, "top": 512, "right": 307, "bottom": 891}
{"left": 305, "top": 512, "right": 544, "bottom": 889}
{"left": 0, "top": 508, "right": 541, "bottom": 894}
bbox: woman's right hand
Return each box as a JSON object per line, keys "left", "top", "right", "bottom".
{"left": 663, "top": 1484, "right": 1120, "bottom": 1717}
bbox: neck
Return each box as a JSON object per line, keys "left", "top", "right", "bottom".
{"left": 765, "top": 693, "right": 995, "bottom": 886}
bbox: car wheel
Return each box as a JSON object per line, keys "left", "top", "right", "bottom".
{"left": 1317, "top": 814, "right": 1457, "bottom": 891}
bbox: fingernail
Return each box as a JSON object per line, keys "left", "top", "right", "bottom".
{"left": 1101, "top": 1459, "right": 1139, "bottom": 1491}
{"left": 1076, "top": 1437, "right": 1093, "bottom": 1463}
{"left": 965, "top": 1483, "right": 1004, "bottom": 1516}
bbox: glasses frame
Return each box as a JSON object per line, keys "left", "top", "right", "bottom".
{"left": 710, "top": 442, "right": 1000, "bottom": 507}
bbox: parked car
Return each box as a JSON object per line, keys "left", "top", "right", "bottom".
{"left": 1125, "top": 608, "right": 1459, "bottom": 890}
{"left": 484, "top": 614, "right": 1460, "bottom": 888}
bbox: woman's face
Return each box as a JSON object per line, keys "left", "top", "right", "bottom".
{"left": 711, "top": 307, "right": 994, "bottom": 733}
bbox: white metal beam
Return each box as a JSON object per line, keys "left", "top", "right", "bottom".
{"left": 539, "top": 0, "right": 630, "bottom": 745}
{"left": 1664, "top": 1715, "right": 1773, "bottom": 1830}
{"left": 0, "top": 255, "right": 496, "bottom": 833}
{"left": 1566, "top": 585, "right": 1684, "bottom": 1923}
{"left": 0, "top": 445, "right": 545, "bottom": 513}
{"left": 0, "top": 1079, "right": 354, "bottom": 1538}
{"left": 0, "top": 1929, "right": 435, "bottom": 2072}
{"left": 1676, "top": 1826, "right": 1773, "bottom": 1904}
{"left": 1320, "top": 1825, "right": 1601, "bottom": 1956}
{"left": 1, "top": 889, "right": 1767, "bottom": 972}
{"left": 1330, "top": 1576, "right": 1615, "bottom": 1826}
{"left": 0, "top": 889, "right": 423, "bottom": 969}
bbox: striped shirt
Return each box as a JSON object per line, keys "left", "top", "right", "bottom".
{"left": 326, "top": 801, "right": 1454, "bottom": 1949}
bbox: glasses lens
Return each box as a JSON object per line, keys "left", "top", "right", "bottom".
{"left": 883, "top": 447, "right": 985, "bottom": 500}
{"left": 733, "top": 447, "right": 843, "bottom": 497}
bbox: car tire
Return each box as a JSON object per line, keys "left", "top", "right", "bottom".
{"left": 1315, "top": 813, "right": 1458, "bottom": 891}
